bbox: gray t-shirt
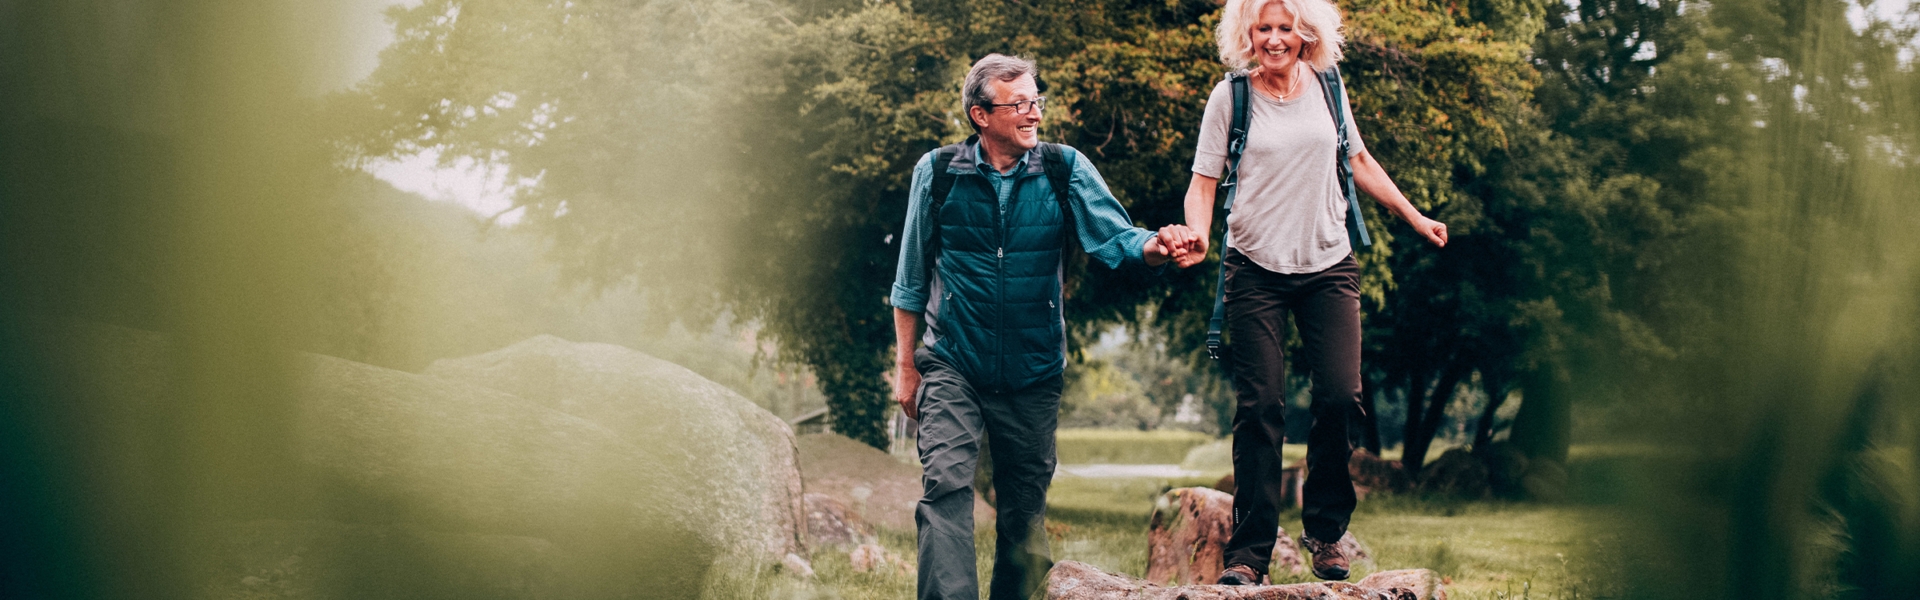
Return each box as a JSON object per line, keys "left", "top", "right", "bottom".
{"left": 1192, "top": 73, "right": 1364, "bottom": 274}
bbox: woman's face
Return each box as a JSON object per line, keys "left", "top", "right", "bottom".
{"left": 1249, "top": 1, "right": 1305, "bottom": 73}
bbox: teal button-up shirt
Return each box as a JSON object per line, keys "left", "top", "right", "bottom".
{"left": 889, "top": 141, "right": 1159, "bottom": 313}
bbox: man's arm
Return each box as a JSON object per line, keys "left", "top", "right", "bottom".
{"left": 893, "top": 308, "right": 924, "bottom": 420}
{"left": 1061, "top": 149, "right": 1168, "bottom": 269}
{"left": 889, "top": 152, "right": 939, "bottom": 420}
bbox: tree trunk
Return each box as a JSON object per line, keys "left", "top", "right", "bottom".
{"left": 1402, "top": 363, "right": 1469, "bottom": 479}
{"left": 1399, "top": 368, "right": 1427, "bottom": 473}
{"left": 1471, "top": 369, "right": 1508, "bottom": 456}
{"left": 1507, "top": 368, "right": 1570, "bottom": 463}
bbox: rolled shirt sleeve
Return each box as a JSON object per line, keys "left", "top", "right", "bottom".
{"left": 1064, "top": 148, "right": 1157, "bottom": 270}
{"left": 888, "top": 152, "right": 938, "bottom": 313}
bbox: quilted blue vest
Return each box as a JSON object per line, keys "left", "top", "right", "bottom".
{"left": 923, "top": 140, "right": 1072, "bottom": 393}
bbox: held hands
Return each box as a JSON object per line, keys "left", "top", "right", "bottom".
{"left": 1152, "top": 224, "right": 1208, "bottom": 269}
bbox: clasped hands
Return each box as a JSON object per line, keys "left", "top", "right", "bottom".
{"left": 1149, "top": 224, "right": 1209, "bottom": 269}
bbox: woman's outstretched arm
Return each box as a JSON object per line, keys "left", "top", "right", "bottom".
{"left": 1350, "top": 149, "right": 1447, "bottom": 247}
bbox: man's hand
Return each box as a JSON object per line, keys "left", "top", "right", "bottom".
{"left": 1154, "top": 224, "right": 1206, "bottom": 268}
{"left": 894, "top": 360, "right": 921, "bottom": 420}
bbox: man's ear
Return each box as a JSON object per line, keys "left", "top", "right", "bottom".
{"left": 968, "top": 105, "right": 989, "bottom": 130}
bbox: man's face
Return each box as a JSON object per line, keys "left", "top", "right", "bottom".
{"left": 969, "top": 73, "right": 1042, "bottom": 152}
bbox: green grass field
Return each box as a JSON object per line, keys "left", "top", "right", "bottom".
{"left": 715, "top": 432, "right": 1629, "bottom": 599}
{"left": 720, "top": 474, "right": 1622, "bottom": 599}
{"left": 1054, "top": 428, "right": 1214, "bottom": 464}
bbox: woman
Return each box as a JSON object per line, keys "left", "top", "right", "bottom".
{"left": 1171, "top": 0, "right": 1446, "bottom": 585}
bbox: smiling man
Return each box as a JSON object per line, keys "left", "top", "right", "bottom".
{"left": 888, "top": 54, "right": 1195, "bottom": 600}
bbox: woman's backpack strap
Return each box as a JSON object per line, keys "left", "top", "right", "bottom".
{"left": 1319, "top": 66, "right": 1372, "bottom": 248}
{"left": 1207, "top": 72, "right": 1252, "bottom": 363}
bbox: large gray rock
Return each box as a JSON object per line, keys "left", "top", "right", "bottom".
{"left": 48, "top": 323, "right": 796, "bottom": 598}
{"left": 295, "top": 351, "right": 716, "bottom": 597}
{"left": 422, "top": 335, "right": 807, "bottom": 562}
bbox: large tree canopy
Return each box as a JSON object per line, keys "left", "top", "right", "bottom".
{"left": 341, "top": 0, "right": 1553, "bottom": 449}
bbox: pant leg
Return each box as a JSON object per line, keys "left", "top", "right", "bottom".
{"left": 1294, "top": 256, "right": 1363, "bottom": 543}
{"left": 980, "top": 376, "right": 1063, "bottom": 600}
{"left": 914, "top": 347, "right": 986, "bottom": 600}
{"left": 1220, "top": 249, "right": 1294, "bottom": 576}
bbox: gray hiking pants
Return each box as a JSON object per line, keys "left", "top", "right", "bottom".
{"left": 913, "top": 347, "right": 1062, "bottom": 600}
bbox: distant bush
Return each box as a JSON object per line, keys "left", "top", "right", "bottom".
{"left": 1055, "top": 429, "right": 1214, "bottom": 465}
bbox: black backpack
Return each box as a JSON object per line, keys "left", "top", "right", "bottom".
{"left": 921, "top": 139, "right": 1078, "bottom": 277}
{"left": 1206, "top": 67, "right": 1373, "bottom": 362}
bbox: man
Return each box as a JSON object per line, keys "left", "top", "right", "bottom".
{"left": 889, "top": 54, "right": 1193, "bottom": 599}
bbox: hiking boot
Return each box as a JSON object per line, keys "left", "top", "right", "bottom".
{"left": 1299, "top": 534, "right": 1351, "bottom": 581}
{"left": 1215, "top": 563, "right": 1261, "bottom": 586}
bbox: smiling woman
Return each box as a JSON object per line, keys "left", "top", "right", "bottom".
{"left": 1215, "top": 0, "right": 1344, "bottom": 72}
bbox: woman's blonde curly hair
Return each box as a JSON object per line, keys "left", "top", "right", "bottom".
{"left": 1216, "top": 0, "right": 1346, "bottom": 72}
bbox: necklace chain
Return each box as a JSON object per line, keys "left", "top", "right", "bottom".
{"left": 1259, "top": 63, "right": 1303, "bottom": 99}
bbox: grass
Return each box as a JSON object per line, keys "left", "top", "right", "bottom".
{"left": 711, "top": 432, "right": 1634, "bottom": 598}
{"left": 716, "top": 474, "right": 1621, "bottom": 599}
{"left": 1055, "top": 428, "right": 1214, "bottom": 464}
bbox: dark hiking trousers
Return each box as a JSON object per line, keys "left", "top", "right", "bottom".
{"left": 913, "top": 347, "right": 1063, "bottom": 600}
{"left": 1220, "top": 250, "right": 1363, "bottom": 576}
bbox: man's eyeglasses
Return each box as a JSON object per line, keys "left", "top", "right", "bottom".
{"left": 982, "top": 96, "right": 1046, "bottom": 115}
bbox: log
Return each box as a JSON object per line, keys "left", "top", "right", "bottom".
{"left": 1047, "top": 561, "right": 1444, "bottom": 600}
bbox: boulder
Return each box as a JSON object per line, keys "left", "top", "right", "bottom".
{"left": 1146, "top": 487, "right": 1235, "bottom": 585}
{"left": 1482, "top": 442, "right": 1531, "bottom": 499}
{"left": 295, "top": 350, "right": 725, "bottom": 597}
{"left": 1355, "top": 569, "right": 1448, "bottom": 600}
{"left": 1349, "top": 451, "right": 1412, "bottom": 496}
{"left": 423, "top": 335, "right": 807, "bottom": 562}
{"left": 848, "top": 543, "right": 914, "bottom": 576}
{"left": 1047, "top": 560, "right": 1443, "bottom": 600}
{"left": 1272, "top": 528, "right": 1308, "bottom": 577}
{"left": 55, "top": 324, "right": 799, "bottom": 598}
{"left": 1520, "top": 459, "right": 1569, "bottom": 502}
{"left": 1418, "top": 449, "right": 1490, "bottom": 499}
{"left": 797, "top": 433, "right": 921, "bottom": 528}
{"left": 798, "top": 432, "right": 995, "bottom": 529}
{"left": 804, "top": 492, "right": 876, "bottom": 549}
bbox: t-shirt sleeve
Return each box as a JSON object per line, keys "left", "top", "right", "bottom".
{"left": 1339, "top": 80, "right": 1366, "bottom": 157}
{"left": 1190, "top": 79, "right": 1234, "bottom": 178}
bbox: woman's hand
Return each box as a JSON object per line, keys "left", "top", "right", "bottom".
{"left": 1155, "top": 224, "right": 1206, "bottom": 268}
{"left": 1175, "top": 234, "right": 1210, "bottom": 268}
{"left": 1413, "top": 216, "right": 1447, "bottom": 247}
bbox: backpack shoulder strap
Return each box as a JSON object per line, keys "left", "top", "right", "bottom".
{"left": 1219, "top": 72, "right": 1252, "bottom": 211}
{"left": 1319, "top": 66, "right": 1372, "bottom": 248}
{"left": 923, "top": 143, "right": 964, "bottom": 276}
{"left": 1039, "top": 142, "right": 1076, "bottom": 251}
{"left": 1207, "top": 72, "right": 1252, "bottom": 363}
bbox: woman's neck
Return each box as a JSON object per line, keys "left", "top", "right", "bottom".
{"left": 1254, "top": 62, "right": 1303, "bottom": 100}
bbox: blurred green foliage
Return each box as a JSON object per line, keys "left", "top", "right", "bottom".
{"left": 4, "top": 0, "right": 1918, "bottom": 596}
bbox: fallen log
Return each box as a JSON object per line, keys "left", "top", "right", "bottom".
{"left": 1047, "top": 560, "right": 1444, "bottom": 600}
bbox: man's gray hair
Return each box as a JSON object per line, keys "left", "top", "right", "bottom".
{"left": 962, "top": 54, "right": 1037, "bottom": 131}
